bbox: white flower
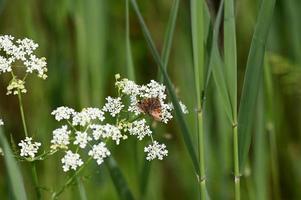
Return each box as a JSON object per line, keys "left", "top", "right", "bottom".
{"left": 91, "top": 124, "right": 123, "bottom": 145}
{"left": 0, "top": 35, "right": 47, "bottom": 78}
{"left": 128, "top": 119, "right": 152, "bottom": 140}
{"left": 74, "top": 131, "right": 92, "bottom": 149}
{"left": 0, "top": 55, "right": 12, "bottom": 73}
{"left": 51, "top": 125, "right": 70, "bottom": 149}
{"left": 88, "top": 142, "right": 111, "bottom": 165}
{"left": 102, "top": 96, "right": 124, "bottom": 117}
{"left": 144, "top": 141, "right": 168, "bottom": 161}
{"left": 72, "top": 108, "right": 104, "bottom": 126}
{"left": 61, "top": 150, "right": 83, "bottom": 172}
{"left": 140, "top": 80, "right": 166, "bottom": 100}
{"left": 116, "top": 78, "right": 140, "bottom": 96}
{"left": 128, "top": 95, "right": 142, "bottom": 115}
{"left": 160, "top": 103, "right": 173, "bottom": 123}
{"left": 51, "top": 106, "right": 75, "bottom": 121}
{"left": 18, "top": 137, "right": 41, "bottom": 158}
{"left": 0, "top": 118, "right": 3, "bottom": 126}
{"left": 0, "top": 147, "right": 3, "bottom": 156}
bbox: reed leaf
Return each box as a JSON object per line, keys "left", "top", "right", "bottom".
{"left": 130, "top": 0, "right": 199, "bottom": 174}
{"left": 0, "top": 129, "right": 27, "bottom": 200}
{"left": 238, "top": 0, "right": 276, "bottom": 170}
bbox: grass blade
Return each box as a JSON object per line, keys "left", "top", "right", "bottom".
{"left": 0, "top": 129, "right": 27, "bottom": 200}
{"left": 106, "top": 157, "right": 135, "bottom": 200}
{"left": 190, "top": 0, "right": 207, "bottom": 198}
{"left": 158, "top": 0, "right": 180, "bottom": 81}
{"left": 125, "top": 0, "right": 135, "bottom": 81}
{"left": 130, "top": 0, "right": 199, "bottom": 175}
{"left": 224, "top": 0, "right": 240, "bottom": 198}
{"left": 224, "top": 0, "right": 237, "bottom": 119}
{"left": 238, "top": 0, "right": 276, "bottom": 170}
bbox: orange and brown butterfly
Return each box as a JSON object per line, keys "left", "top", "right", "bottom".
{"left": 137, "top": 97, "right": 162, "bottom": 121}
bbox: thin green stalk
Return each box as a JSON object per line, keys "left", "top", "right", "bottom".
{"left": 17, "top": 90, "right": 41, "bottom": 199}
{"left": 31, "top": 162, "right": 41, "bottom": 200}
{"left": 233, "top": 124, "right": 240, "bottom": 200}
{"left": 17, "top": 90, "right": 28, "bottom": 137}
{"left": 191, "top": 0, "right": 206, "bottom": 197}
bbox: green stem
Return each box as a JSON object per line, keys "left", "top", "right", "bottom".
{"left": 31, "top": 162, "right": 42, "bottom": 200}
{"left": 17, "top": 90, "right": 28, "bottom": 137}
{"left": 198, "top": 111, "right": 206, "bottom": 200}
{"left": 233, "top": 124, "right": 240, "bottom": 200}
{"left": 17, "top": 89, "right": 41, "bottom": 199}
{"left": 51, "top": 157, "right": 92, "bottom": 199}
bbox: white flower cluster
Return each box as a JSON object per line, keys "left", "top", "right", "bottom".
{"left": 128, "top": 119, "right": 152, "bottom": 140}
{"left": 18, "top": 137, "right": 41, "bottom": 158}
{"left": 88, "top": 142, "right": 111, "bottom": 165}
{"left": 61, "top": 150, "right": 83, "bottom": 172}
{"left": 0, "top": 118, "right": 3, "bottom": 126}
{"left": 102, "top": 96, "right": 124, "bottom": 117}
{"left": 0, "top": 35, "right": 47, "bottom": 79}
{"left": 51, "top": 106, "right": 116, "bottom": 171}
{"left": 50, "top": 76, "right": 188, "bottom": 171}
{"left": 144, "top": 141, "right": 168, "bottom": 161}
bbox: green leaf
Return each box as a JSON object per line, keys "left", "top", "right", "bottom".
{"left": 106, "top": 157, "right": 135, "bottom": 200}
{"left": 238, "top": 0, "right": 276, "bottom": 170}
{"left": 125, "top": 0, "right": 135, "bottom": 80}
{"left": 207, "top": 0, "right": 233, "bottom": 122}
{"left": 158, "top": 0, "right": 180, "bottom": 82}
{"left": 130, "top": 0, "right": 199, "bottom": 174}
{"left": 224, "top": 0, "right": 237, "bottom": 120}
{"left": 0, "top": 129, "right": 27, "bottom": 200}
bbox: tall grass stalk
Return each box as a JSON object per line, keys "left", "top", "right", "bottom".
{"left": 224, "top": 0, "right": 239, "bottom": 198}
{"left": 264, "top": 57, "right": 281, "bottom": 199}
{"left": 0, "top": 129, "right": 27, "bottom": 200}
{"left": 190, "top": 0, "right": 206, "bottom": 198}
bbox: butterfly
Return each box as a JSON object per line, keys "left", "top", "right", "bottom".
{"left": 137, "top": 97, "right": 162, "bottom": 121}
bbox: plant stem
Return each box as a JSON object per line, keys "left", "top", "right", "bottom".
{"left": 17, "top": 90, "right": 28, "bottom": 137}
{"left": 17, "top": 90, "right": 41, "bottom": 199}
{"left": 198, "top": 110, "right": 206, "bottom": 200}
{"left": 233, "top": 123, "right": 240, "bottom": 200}
{"left": 31, "top": 162, "right": 42, "bottom": 199}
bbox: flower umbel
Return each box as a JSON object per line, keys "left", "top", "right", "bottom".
{"left": 18, "top": 137, "right": 41, "bottom": 158}
{"left": 88, "top": 142, "right": 111, "bottom": 165}
{"left": 61, "top": 150, "right": 83, "bottom": 172}
{"left": 144, "top": 141, "right": 168, "bottom": 161}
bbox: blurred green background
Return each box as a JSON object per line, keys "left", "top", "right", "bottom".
{"left": 0, "top": 0, "right": 301, "bottom": 199}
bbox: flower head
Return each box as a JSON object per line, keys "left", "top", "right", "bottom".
{"left": 18, "top": 137, "right": 41, "bottom": 158}
{"left": 128, "top": 119, "right": 152, "bottom": 140}
{"left": 144, "top": 141, "right": 168, "bottom": 161}
{"left": 51, "top": 125, "right": 70, "bottom": 149}
{"left": 102, "top": 96, "right": 124, "bottom": 117}
{"left": 91, "top": 124, "right": 123, "bottom": 145}
{"left": 88, "top": 142, "right": 111, "bottom": 165}
{"left": 0, "top": 35, "right": 47, "bottom": 79}
{"left": 61, "top": 150, "right": 83, "bottom": 172}
{"left": 51, "top": 106, "right": 75, "bottom": 121}
{"left": 0, "top": 118, "right": 3, "bottom": 126}
{"left": 72, "top": 108, "right": 104, "bottom": 126}
{"left": 74, "top": 131, "right": 92, "bottom": 149}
